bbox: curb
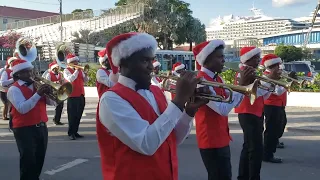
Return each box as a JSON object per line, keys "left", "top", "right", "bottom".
{"left": 287, "top": 127, "right": 320, "bottom": 135}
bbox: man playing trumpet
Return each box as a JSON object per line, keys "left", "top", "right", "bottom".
{"left": 7, "top": 59, "right": 53, "bottom": 180}
{"left": 0, "top": 57, "right": 16, "bottom": 120}
{"left": 192, "top": 40, "right": 256, "bottom": 180}
{"left": 235, "top": 47, "right": 287, "bottom": 180}
{"left": 45, "top": 60, "right": 65, "bottom": 125}
{"left": 63, "top": 54, "right": 89, "bottom": 140}
{"left": 97, "top": 32, "right": 209, "bottom": 180}
{"left": 151, "top": 60, "right": 163, "bottom": 88}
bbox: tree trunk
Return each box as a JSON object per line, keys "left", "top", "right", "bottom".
{"left": 189, "top": 41, "right": 192, "bottom": 51}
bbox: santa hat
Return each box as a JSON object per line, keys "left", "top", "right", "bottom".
{"left": 98, "top": 48, "right": 108, "bottom": 65}
{"left": 7, "top": 56, "right": 17, "bottom": 66}
{"left": 192, "top": 40, "right": 225, "bottom": 70}
{"left": 172, "top": 62, "right": 185, "bottom": 72}
{"left": 11, "top": 59, "right": 34, "bottom": 74}
{"left": 260, "top": 54, "right": 282, "bottom": 69}
{"left": 239, "top": 46, "right": 261, "bottom": 69}
{"left": 49, "top": 61, "right": 59, "bottom": 71}
{"left": 66, "top": 54, "right": 79, "bottom": 63}
{"left": 153, "top": 60, "right": 161, "bottom": 68}
{"left": 106, "top": 32, "right": 158, "bottom": 83}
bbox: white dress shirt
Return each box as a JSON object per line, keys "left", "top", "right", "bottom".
{"left": 99, "top": 75, "right": 193, "bottom": 156}
{"left": 199, "top": 67, "right": 244, "bottom": 116}
{"left": 7, "top": 80, "right": 54, "bottom": 114}
{"left": 0, "top": 69, "right": 14, "bottom": 91}
{"left": 151, "top": 76, "right": 162, "bottom": 88}
{"left": 63, "top": 68, "right": 89, "bottom": 83}
{"left": 96, "top": 68, "right": 115, "bottom": 87}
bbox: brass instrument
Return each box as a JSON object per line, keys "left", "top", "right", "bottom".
{"left": 223, "top": 66, "right": 276, "bottom": 92}
{"left": 55, "top": 42, "right": 90, "bottom": 73}
{"left": 158, "top": 75, "right": 259, "bottom": 104}
{"left": 280, "top": 70, "right": 307, "bottom": 88}
{"left": 31, "top": 75, "right": 73, "bottom": 103}
{"left": 16, "top": 37, "right": 73, "bottom": 103}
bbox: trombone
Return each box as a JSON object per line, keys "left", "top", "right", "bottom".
{"left": 280, "top": 70, "right": 308, "bottom": 88}
{"left": 158, "top": 75, "right": 259, "bottom": 104}
{"left": 55, "top": 42, "right": 90, "bottom": 73}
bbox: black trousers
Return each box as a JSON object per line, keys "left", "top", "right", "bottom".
{"left": 199, "top": 146, "right": 232, "bottom": 180}
{"left": 67, "top": 95, "right": 85, "bottom": 136}
{"left": 53, "top": 102, "right": 64, "bottom": 123}
{"left": 13, "top": 124, "right": 48, "bottom": 180}
{"left": 238, "top": 113, "right": 264, "bottom": 180}
{"left": 278, "top": 107, "right": 287, "bottom": 142}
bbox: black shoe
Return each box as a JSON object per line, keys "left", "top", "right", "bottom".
{"left": 277, "top": 142, "right": 285, "bottom": 149}
{"left": 54, "top": 122, "right": 64, "bottom": 125}
{"left": 75, "top": 133, "right": 84, "bottom": 138}
{"left": 69, "top": 134, "right": 76, "bottom": 140}
{"left": 263, "top": 157, "right": 283, "bottom": 163}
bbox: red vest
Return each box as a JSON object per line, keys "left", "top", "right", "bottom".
{"left": 66, "top": 67, "right": 85, "bottom": 97}
{"left": 96, "top": 68, "right": 111, "bottom": 98}
{"left": 264, "top": 91, "right": 287, "bottom": 107}
{"left": 3, "top": 69, "right": 12, "bottom": 92}
{"left": 234, "top": 72, "right": 264, "bottom": 117}
{"left": 11, "top": 82, "right": 48, "bottom": 128}
{"left": 195, "top": 71, "right": 231, "bottom": 149}
{"left": 49, "top": 71, "right": 61, "bottom": 82}
{"left": 96, "top": 83, "right": 178, "bottom": 180}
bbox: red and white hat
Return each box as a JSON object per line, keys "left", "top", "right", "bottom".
{"left": 239, "top": 46, "right": 261, "bottom": 68}
{"left": 106, "top": 32, "right": 157, "bottom": 82}
{"left": 172, "top": 62, "right": 185, "bottom": 72}
{"left": 98, "top": 48, "right": 108, "bottom": 65}
{"left": 66, "top": 54, "right": 79, "bottom": 63}
{"left": 260, "top": 54, "right": 282, "bottom": 69}
{"left": 193, "top": 40, "right": 225, "bottom": 70}
{"left": 153, "top": 60, "right": 161, "bottom": 68}
{"left": 11, "top": 59, "right": 34, "bottom": 74}
{"left": 7, "top": 56, "right": 17, "bottom": 66}
{"left": 49, "top": 61, "right": 59, "bottom": 71}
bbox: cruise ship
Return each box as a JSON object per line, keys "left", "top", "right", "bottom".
{"left": 206, "top": 7, "right": 308, "bottom": 45}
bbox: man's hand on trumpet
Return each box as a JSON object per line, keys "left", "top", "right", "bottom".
{"left": 37, "top": 84, "right": 51, "bottom": 96}
{"left": 185, "top": 86, "right": 210, "bottom": 117}
{"left": 239, "top": 66, "right": 256, "bottom": 86}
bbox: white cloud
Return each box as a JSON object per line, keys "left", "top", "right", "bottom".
{"left": 272, "top": 0, "right": 312, "bottom": 7}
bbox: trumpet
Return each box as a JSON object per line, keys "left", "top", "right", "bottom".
{"left": 280, "top": 71, "right": 307, "bottom": 88}
{"left": 223, "top": 66, "right": 276, "bottom": 92}
{"left": 32, "top": 75, "right": 73, "bottom": 103}
{"left": 158, "top": 75, "right": 259, "bottom": 104}
{"left": 55, "top": 42, "right": 90, "bottom": 73}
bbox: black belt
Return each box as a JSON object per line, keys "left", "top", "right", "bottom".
{"left": 35, "top": 122, "right": 46, "bottom": 127}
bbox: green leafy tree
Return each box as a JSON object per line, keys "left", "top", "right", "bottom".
{"left": 275, "top": 45, "right": 303, "bottom": 62}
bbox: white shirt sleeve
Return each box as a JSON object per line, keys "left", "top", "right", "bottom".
{"left": 205, "top": 86, "right": 244, "bottom": 116}
{"left": 96, "top": 69, "right": 115, "bottom": 87}
{"left": 99, "top": 91, "right": 193, "bottom": 156}
{"left": 82, "top": 71, "right": 89, "bottom": 83}
{"left": 0, "top": 71, "right": 14, "bottom": 87}
{"left": 45, "top": 72, "right": 51, "bottom": 81}
{"left": 7, "top": 86, "right": 42, "bottom": 114}
{"left": 63, "top": 69, "right": 79, "bottom": 82}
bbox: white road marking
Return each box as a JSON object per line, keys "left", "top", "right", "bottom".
{"left": 44, "top": 158, "right": 88, "bottom": 175}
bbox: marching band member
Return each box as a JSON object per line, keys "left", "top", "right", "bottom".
{"left": 96, "top": 48, "right": 115, "bottom": 98}
{"left": 235, "top": 47, "right": 286, "bottom": 180}
{"left": 192, "top": 40, "right": 255, "bottom": 180}
{"left": 7, "top": 59, "right": 52, "bottom": 180}
{"left": 172, "top": 62, "right": 185, "bottom": 77}
{"left": 261, "top": 54, "right": 293, "bottom": 163}
{"left": 151, "top": 60, "right": 162, "bottom": 88}
{"left": 45, "top": 61, "right": 65, "bottom": 125}
{"left": 0, "top": 57, "right": 16, "bottom": 120}
{"left": 97, "top": 32, "right": 209, "bottom": 180}
{"left": 63, "top": 54, "right": 89, "bottom": 140}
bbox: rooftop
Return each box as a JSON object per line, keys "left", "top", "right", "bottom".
{"left": 0, "top": 6, "right": 59, "bottom": 19}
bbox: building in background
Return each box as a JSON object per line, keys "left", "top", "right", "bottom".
{"left": 0, "top": 6, "right": 59, "bottom": 31}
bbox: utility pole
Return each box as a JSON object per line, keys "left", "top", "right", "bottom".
{"left": 59, "top": 0, "right": 63, "bottom": 41}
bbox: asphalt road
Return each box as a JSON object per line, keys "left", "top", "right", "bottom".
{"left": 0, "top": 118, "right": 320, "bottom": 180}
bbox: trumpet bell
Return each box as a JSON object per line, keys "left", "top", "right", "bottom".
{"left": 15, "top": 37, "right": 37, "bottom": 62}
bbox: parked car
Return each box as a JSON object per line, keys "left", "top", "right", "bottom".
{"left": 283, "top": 61, "right": 318, "bottom": 82}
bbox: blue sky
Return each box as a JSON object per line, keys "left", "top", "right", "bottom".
{"left": 1, "top": 0, "right": 318, "bottom": 25}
